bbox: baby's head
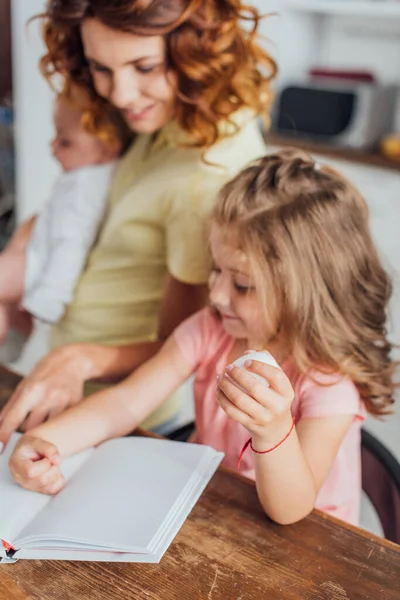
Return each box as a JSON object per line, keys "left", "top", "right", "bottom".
{"left": 211, "top": 149, "right": 395, "bottom": 413}
{"left": 51, "top": 85, "right": 127, "bottom": 172}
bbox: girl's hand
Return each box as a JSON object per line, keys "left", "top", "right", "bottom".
{"left": 0, "top": 344, "right": 93, "bottom": 450}
{"left": 8, "top": 435, "right": 65, "bottom": 494}
{"left": 216, "top": 358, "right": 295, "bottom": 448}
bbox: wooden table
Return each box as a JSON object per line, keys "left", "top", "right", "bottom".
{"left": 0, "top": 365, "right": 399, "bottom": 600}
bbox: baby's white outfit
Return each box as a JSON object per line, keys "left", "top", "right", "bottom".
{"left": 22, "top": 162, "right": 117, "bottom": 323}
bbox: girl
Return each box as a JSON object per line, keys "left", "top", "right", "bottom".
{"left": 0, "top": 0, "right": 276, "bottom": 442}
{"left": 8, "top": 149, "right": 396, "bottom": 526}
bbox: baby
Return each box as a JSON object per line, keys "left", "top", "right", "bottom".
{"left": 0, "top": 86, "right": 125, "bottom": 342}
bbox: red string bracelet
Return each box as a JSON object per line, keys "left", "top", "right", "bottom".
{"left": 238, "top": 416, "right": 296, "bottom": 469}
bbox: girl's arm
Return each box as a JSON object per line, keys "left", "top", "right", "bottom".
{"left": 33, "top": 336, "right": 192, "bottom": 456}
{"left": 8, "top": 336, "right": 193, "bottom": 492}
{"left": 0, "top": 275, "right": 206, "bottom": 446}
{"left": 252, "top": 414, "right": 354, "bottom": 524}
{"left": 217, "top": 360, "right": 354, "bottom": 525}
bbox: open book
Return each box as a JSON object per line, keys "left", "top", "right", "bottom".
{"left": 0, "top": 433, "right": 223, "bottom": 563}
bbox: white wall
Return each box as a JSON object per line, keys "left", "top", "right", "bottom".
{"left": 10, "top": 1, "right": 399, "bottom": 223}
{"left": 254, "top": 2, "right": 321, "bottom": 88}
{"left": 11, "top": 0, "right": 59, "bottom": 223}
{"left": 319, "top": 15, "right": 400, "bottom": 83}
{"left": 254, "top": 2, "right": 400, "bottom": 91}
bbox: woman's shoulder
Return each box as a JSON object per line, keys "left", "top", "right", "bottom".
{"left": 205, "top": 111, "right": 266, "bottom": 172}
{"left": 166, "top": 113, "right": 266, "bottom": 201}
{"left": 164, "top": 110, "right": 266, "bottom": 175}
{"left": 109, "top": 114, "right": 266, "bottom": 208}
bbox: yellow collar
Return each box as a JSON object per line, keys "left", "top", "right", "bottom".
{"left": 151, "top": 108, "right": 256, "bottom": 152}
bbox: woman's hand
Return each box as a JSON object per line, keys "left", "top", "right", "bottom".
{"left": 8, "top": 434, "right": 65, "bottom": 494}
{"left": 216, "top": 358, "right": 295, "bottom": 448}
{"left": 0, "top": 344, "right": 93, "bottom": 450}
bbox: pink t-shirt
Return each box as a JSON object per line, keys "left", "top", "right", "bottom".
{"left": 174, "top": 308, "right": 365, "bottom": 525}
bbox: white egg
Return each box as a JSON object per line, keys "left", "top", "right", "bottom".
{"left": 231, "top": 351, "right": 280, "bottom": 389}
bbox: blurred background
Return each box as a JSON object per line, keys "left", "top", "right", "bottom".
{"left": 0, "top": 0, "right": 399, "bottom": 535}
{"left": 1, "top": 1, "right": 399, "bottom": 227}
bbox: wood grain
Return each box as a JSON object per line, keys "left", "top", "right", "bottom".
{"left": 0, "top": 365, "right": 399, "bottom": 600}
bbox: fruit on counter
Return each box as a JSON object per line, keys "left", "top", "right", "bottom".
{"left": 380, "top": 134, "right": 400, "bottom": 161}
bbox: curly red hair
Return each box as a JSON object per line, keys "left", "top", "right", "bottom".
{"left": 38, "top": 0, "right": 277, "bottom": 148}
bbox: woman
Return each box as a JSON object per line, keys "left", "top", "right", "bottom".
{"left": 0, "top": 0, "right": 276, "bottom": 446}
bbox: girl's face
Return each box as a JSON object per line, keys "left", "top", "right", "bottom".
{"left": 80, "top": 19, "right": 177, "bottom": 134}
{"left": 208, "top": 224, "right": 274, "bottom": 346}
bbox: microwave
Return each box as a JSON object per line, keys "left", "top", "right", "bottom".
{"left": 272, "top": 80, "right": 397, "bottom": 150}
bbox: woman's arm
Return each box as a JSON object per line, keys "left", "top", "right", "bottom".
{"left": 8, "top": 335, "right": 193, "bottom": 492}
{"left": 158, "top": 275, "right": 208, "bottom": 341}
{"left": 0, "top": 275, "right": 207, "bottom": 446}
{"left": 83, "top": 275, "right": 208, "bottom": 382}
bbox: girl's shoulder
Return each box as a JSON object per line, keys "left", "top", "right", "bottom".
{"left": 176, "top": 306, "right": 227, "bottom": 343}
{"left": 174, "top": 307, "right": 233, "bottom": 369}
{"left": 284, "top": 361, "right": 365, "bottom": 421}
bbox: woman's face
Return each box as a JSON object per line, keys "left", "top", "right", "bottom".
{"left": 81, "top": 18, "right": 177, "bottom": 134}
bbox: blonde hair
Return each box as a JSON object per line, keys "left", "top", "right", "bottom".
{"left": 213, "top": 148, "right": 397, "bottom": 416}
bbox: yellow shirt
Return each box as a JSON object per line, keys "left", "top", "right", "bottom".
{"left": 51, "top": 113, "right": 266, "bottom": 428}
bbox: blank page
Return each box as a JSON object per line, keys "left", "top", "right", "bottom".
{"left": 0, "top": 433, "right": 93, "bottom": 544}
{"left": 15, "top": 437, "right": 220, "bottom": 553}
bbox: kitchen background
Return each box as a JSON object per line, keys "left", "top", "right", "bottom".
{"left": 0, "top": 0, "right": 399, "bottom": 537}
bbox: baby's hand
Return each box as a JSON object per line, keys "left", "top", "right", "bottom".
{"left": 9, "top": 435, "right": 65, "bottom": 495}
{"left": 216, "top": 356, "right": 294, "bottom": 448}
